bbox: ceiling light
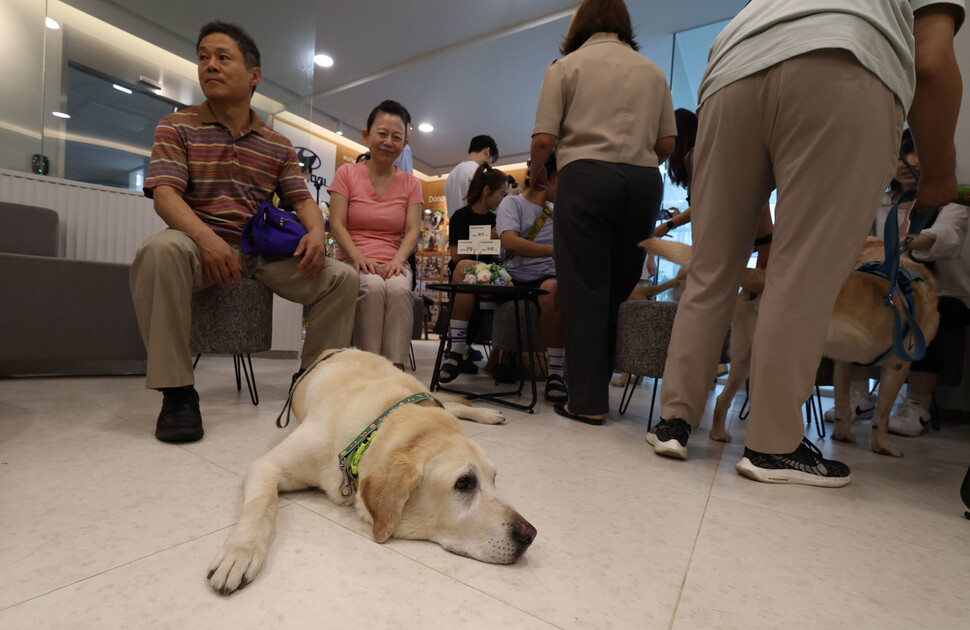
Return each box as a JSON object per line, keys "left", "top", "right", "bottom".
{"left": 52, "top": 111, "right": 71, "bottom": 119}
{"left": 45, "top": 17, "right": 60, "bottom": 30}
{"left": 113, "top": 84, "right": 132, "bottom": 95}
{"left": 418, "top": 123, "right": 433, "bottom": 133}
{"left": 314, "top": 54, "right": 334, "bottom": 68}
{"left": 336, "top": 121, "right": 344, "bottom": 136}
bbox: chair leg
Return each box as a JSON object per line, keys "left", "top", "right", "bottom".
{"left": 238, "top": 353, "right": 259, "bottom": 406}
{"left": 738, "top": 379, "right": 750, "bottom": 420}
{"left": 647, "top": 377, "right": 660, "bottom": 431}
{"left": 409, "top": 342, "right": 416, "bottom": 371}
{"left": 618, "top": 374, "right": 641, "bottom": 416}
{"left": 233, "top": 355, "right": 242, "bottom": 392}
{"left": 815, "top": 385, "right": 826, "bottom": 438}
{"left": 193, "top": 353, "right": 202, "bottom": 369}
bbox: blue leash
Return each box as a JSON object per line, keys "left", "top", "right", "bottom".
{"left": 861, "top": 188, "right": 935, "bottom": 363}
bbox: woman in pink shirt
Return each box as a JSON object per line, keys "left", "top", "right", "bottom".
{"left": 329, "top": 100, "right": 423, "bottom": 368}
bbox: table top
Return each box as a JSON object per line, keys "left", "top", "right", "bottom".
{"left": 426, "top": 283, "right": 549, "bottom": 296}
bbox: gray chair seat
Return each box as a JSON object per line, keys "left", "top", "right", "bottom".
{"left": 190, "top": 279, "right": 273, "bottom": 404}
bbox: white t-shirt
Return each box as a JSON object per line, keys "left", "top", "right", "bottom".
{"left": 698, "top": 0, "right": 965, "bottom": 112}
{"left": 873, "top": 195, "right": 970, "bottom": 307}
{"left": 444, "top": 160, "right": 481, "bottom": 218}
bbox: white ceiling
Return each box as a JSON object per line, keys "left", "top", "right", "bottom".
{"left": 64, "top": 0, "right": 746, "bottom": 173}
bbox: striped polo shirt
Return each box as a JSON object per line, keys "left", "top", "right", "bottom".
{"left": 144, "top": 102, "right": 312, "bottom": 244}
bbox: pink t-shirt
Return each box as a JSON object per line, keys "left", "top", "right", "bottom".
{"left": 328, "top": 161, "right": 423, "bottom": 264}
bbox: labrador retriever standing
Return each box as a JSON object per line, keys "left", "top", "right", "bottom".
{"left": 643, "top": 238, "right": 938, "bottom": 457}
{"left": 207, "top": 349, "right": 536, "bottom": 595}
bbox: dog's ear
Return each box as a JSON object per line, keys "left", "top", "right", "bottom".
{"left": 360, "top": 455, "right": 423, "bottom": 543}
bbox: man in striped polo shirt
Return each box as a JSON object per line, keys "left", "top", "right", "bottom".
{"left": 129, "top": 21, "right": 358, "bottom": 443}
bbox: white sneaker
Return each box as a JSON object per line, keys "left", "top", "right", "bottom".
{"left": 823, "top": 389, "right": 876, "bottom": 423}
{"left": 888, "top": 399, "right": 931, "bottom": 437}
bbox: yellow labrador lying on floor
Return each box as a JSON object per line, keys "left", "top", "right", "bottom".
{"left": 644, "top": 239, "right": 939, "bottom": 457}
{"left": 207, "top": 349, "right": 536, "bottom": 595}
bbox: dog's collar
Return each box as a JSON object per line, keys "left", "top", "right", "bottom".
{"left": 276, "top": 349, "right": 347, "bottom": 429}
{"left": 337, "top": 392, "right": 443, "bottom": 498}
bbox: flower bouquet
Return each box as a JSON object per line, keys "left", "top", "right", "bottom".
{"left": 463, "top": 261, "right": 512, "bottom": 286}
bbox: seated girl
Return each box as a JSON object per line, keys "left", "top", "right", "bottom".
{"left": 437, "top": 164, "right": 508, "bottom": 382}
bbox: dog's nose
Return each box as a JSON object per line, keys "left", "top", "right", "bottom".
{"left": 512, "top": 517, "right": 537, "bottom": 547}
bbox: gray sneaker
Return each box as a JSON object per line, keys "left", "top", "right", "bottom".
{"left": 735, "top": 438, "right": 851, "bottom": 487}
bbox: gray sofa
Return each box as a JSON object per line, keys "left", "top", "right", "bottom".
{"left": 0, "top": 201, "right": 146, "bottom": 376}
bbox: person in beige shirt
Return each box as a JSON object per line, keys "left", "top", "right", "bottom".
{"left": 530, "top": 0, "right": 676, "bottom": 425}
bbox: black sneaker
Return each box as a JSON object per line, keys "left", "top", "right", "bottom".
{"left": 155, "top": 386, "right": 203, "bottom": 443}
{"left": 735, "top": 438, "right": 851, "bottom": 487}
{"left": 645, "top": 418, "right": 691, "bottom": 460}
{"left": 467, "top": 348, "right": 484, "bottom": 361}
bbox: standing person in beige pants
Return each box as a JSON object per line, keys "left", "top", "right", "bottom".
{"left": 130, "top": 21, "right": 358, "bottom": 444}
{"left": 646, "top": 0, "right": 964, "bottom": 487}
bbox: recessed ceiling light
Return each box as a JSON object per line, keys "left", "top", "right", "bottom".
{"left": 113, "top": 84, "right": 132, "bottom": 95}
{"left": 314, "top": 54, "right": 334, "bottom": 68}
{"left": 45, "top": 17, "right": 60, "bottom": 30}
{"left": 418, "top": 123, "right": 433, "bottom": 133}
{"left": 52, "top": 111, "right": 71, "bottom": 119}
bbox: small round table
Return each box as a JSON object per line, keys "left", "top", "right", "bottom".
{"left": 427, "top": 283, "right": 549, "bottom": 413}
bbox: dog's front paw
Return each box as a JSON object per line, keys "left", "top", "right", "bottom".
{"left": 474, "top": 408, "right": 506, "bottom": 425}
{"left": 207, "top": 536, "right": 267, "bottom": 595}
{"left": 872, "top": 435, "right": 903, "bottom": 457}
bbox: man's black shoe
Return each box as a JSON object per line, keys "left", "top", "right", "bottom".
{"left": 156, "top": 386, "right": 203, "bottom": 443}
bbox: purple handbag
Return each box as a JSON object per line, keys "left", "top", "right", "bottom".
{"left": 240, "top": 201, "right": 308, "bottom": 257}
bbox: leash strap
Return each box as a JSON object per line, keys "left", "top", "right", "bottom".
{"left": 336, "top": 392, "right": 443, "bottom": 497}
{"left": 877, "top": 189, "right": 928, "bottom": 362}
{"left": 275, "top": 349, "right": 346, "bottom": 429}
{"left": 508, "top": 203, "right": 552, "bottom": 260}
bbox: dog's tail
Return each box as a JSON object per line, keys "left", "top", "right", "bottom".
{"left": 629, "top": 275, "right": 685, "bottom": 300}
{"left": 643, "top": 237, "right": 767, "bottom": 296}
{"left": 641, "top": 238, "right": 693, "bottom": 267}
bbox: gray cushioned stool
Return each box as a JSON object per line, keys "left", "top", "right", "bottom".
{"left": 613, "top": 300, "right": 678, "bottom": 426}
{"left": 190, "top": 279, "right": 273, "bottom": 405}
{"left": 491, "top": 300, "right": 546, "bottom": 353}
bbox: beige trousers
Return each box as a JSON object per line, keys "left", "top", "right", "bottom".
{"left": 352, "top": 267, "right": 414, "bottom": 365}
{"left": 660, "top": 50, "right": 904, "bottom": 453}
{"left": 129, "top": 229, "right": 358, "bottom": 389}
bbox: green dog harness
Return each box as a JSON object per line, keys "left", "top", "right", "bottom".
{"left": 337, "top": 392, "right": 443, "bottom": 497}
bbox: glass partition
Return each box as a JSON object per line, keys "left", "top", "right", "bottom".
{"left": 1, "top": 0, "right": 315, "bottom": 189}
{"left": 655, "top": 18, "right": 773, "bottom": 292}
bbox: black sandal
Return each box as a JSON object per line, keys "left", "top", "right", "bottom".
{"left": 553, "top": 402, "right": 604, "bottom": 426}
{"left": 439, "top": 351, "right": 476, "bottom": 383}
{"left": 544, "top": 374, "right": 569, "bottom": 403}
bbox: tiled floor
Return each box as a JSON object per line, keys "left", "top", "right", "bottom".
{"left": 2, "top": 340, "right": 969, "bottom": 629}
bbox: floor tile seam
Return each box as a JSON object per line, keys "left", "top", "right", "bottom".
{"left": 0, "top": 524, "right": 238, "bottom": 613}
{"left": 667, "top": 440, "right": 725, "bottom": 630}
{"left": 283, "top": 503, "right": 563, "bottom": 628}
{"left": 471, "top": 434, "right": 719, "bottom": 499}
{"left": 702, "top": 492, "right": 970, "bottom": 551}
